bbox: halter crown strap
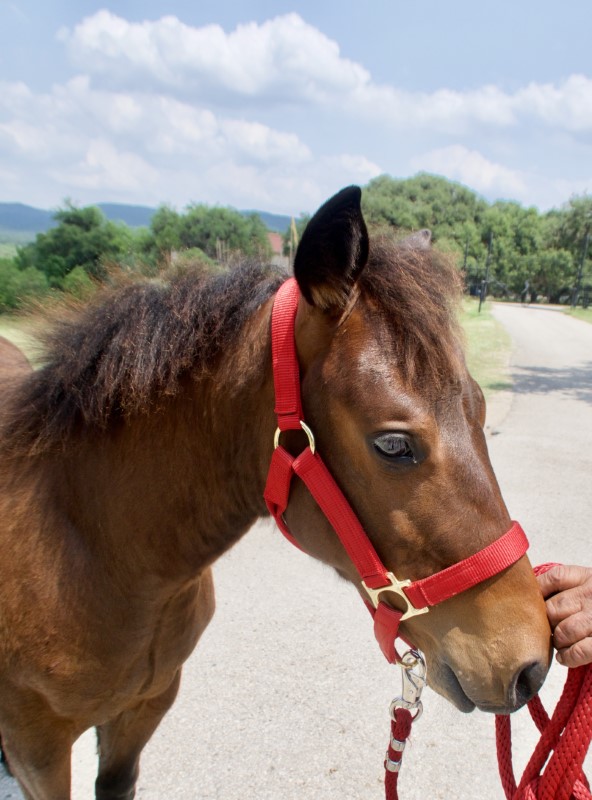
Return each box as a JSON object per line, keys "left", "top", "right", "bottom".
{"left": 264, "top": 277, "right": 529, "bottom": 663}
{"left": 270, "top": 277, "right": 304, "bottom": 431}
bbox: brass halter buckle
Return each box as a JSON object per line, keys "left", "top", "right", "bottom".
{"left": 362, "top": 572, "right": 429, "bottom": 621}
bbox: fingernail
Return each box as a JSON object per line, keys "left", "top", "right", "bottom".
{"left": 556, "top": 652, "right": 564, "bottom": 664}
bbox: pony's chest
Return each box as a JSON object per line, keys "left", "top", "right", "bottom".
{"left": 5, "top": 571, "right": 213, "bottom": 725}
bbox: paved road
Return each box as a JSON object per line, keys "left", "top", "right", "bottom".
{"left": 1, "top": 303, "right": 591, "bottom": 799}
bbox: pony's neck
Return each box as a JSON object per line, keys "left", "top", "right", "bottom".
{"left": 60, "top": 296, "right": 277, "bottom": 583}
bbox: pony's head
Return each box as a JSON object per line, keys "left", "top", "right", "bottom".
{"left": 282, "top": 187, "right": 551, "bottom": 714}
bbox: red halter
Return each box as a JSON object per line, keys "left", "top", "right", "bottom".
{"left": 263, "top": 278, "right": 529, "bottom": 663}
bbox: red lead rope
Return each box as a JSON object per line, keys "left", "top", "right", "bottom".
{"left": 385, "top": 576, "right": 592, "bottom": 800}
{"left": 496, "top": 667, "right": 592, "bottom": 800}
{"left": 495, "top": 567, "right": 592, "bottom": 800}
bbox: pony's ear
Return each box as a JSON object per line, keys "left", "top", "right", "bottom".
{"left": 399, "top": 229, "right": 432, "bottom": 250}
{"left": 294, "top": 186, "right": 369, "bottom": 310}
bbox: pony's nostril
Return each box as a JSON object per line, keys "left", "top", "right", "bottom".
{"left": 510, "top": 661, "right": 547, "bottom": 708}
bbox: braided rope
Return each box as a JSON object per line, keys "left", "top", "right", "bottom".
{"left": 495, "top": 563, "right": 592, "bottom": 800}
{"left": 496, "top": 666, "right": 591, "bottom": 799}
{"left": 385, "top": 708, "right": 413, "bottom": 800}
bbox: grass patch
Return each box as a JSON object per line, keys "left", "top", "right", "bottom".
{"left": 459, "top": 298, "right": 512, "bottom": 397}
{"left": 0, "top": 315, "right": 40, "bottom": 361}
{"left": 564, "top": 307, "right": 592, "bottom": 325}
{"left": 0, "top": 231, "right": 36, "bottom": 245}
{"left": 0, "top": 243, "right": 18, "bottom": 259}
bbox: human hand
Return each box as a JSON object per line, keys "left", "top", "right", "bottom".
{"left": 537, "top": 565, "right": 592, "bottom": 668}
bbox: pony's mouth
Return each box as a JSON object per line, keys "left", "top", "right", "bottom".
{"left": 435, "top": 660, "right": 547, "bottom": 715}
{"left": 436, "top": 663, "right": 476, "bottom": 713}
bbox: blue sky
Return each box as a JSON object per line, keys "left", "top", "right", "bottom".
{"left": 1, "top": 0, "right": 591, "bottom": 215}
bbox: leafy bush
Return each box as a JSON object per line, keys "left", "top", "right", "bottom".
{"left": 16, "top": 204, "right": 135, "bottom": 284}
{"left": 0, "top": 259, "right": 49, "bottom": 310}
{"left": 60, "top": 265, "right": 96, "bottom": 299}
{"left": 362, "top": 174, "right": 591, "bottom": 302}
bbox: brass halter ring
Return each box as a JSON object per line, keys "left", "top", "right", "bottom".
{"left": 273, "top": 421, "right": 316, "bottom": 455}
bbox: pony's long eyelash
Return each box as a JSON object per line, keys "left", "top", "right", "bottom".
{"left": 373, "top": 433, "right": 416, "bottom": 461}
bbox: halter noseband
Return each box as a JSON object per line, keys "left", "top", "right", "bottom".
{"left": 263, "top": 278, "right": 529, "bottom": 663}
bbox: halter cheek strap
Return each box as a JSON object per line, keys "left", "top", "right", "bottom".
{"left": 264, "top": 278, "right": 529, "bottom": 663}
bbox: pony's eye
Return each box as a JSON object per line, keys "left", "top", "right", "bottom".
{"left": 373, "top": 433, "right": 416, "bottom": 463}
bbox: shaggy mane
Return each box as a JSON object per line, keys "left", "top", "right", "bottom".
{"left": 361, "top": 236, "right": 464, "bottom": 393}
{"left": 1, "top": 240, "right": 463, "bottom": 457}
{"left": 1, "top": 263, "right": 285, "bottom": 456}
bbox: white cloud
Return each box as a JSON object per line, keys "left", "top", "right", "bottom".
{"left": 0, "top": 119, "right": 48, "bottom": 156}
{"left": 0, "top": 76, "right": 311, "bottom": 166}
{"left": 0, "top": 80, "right": 34, "bottom": 110}
{"left": 59, "top": 11, "right": 370, "bottom": 104}
{"left": 345, "top": 76, "right": 592, "bottom": 135}
{"left": 0, "top": 76, "right": 379, "bottom": 211}
{"left": 410, "top": 145, "right": 592, "bottom": 210}
{"left": 551, "top": 176, "right": 592, "bottom": 201}
{"left": 411, "top": 146, "right": 527, "bottom": 198}
{"left": 51, "top": 139, "right": 160, "bottom": 193}
{"left": 349, "top": 84, "right": 516, "bottom": 134}
{"left": 2, "top": 12, "right": 590, "bottom": 213}
{"left": 220, "top": 120, "right": 310, "bottom": 163}
{"left": 58, "top": 12, "right": 592, "bottom": 137}
{"left": 331, "top": 154, "right": 382, "bottom": 181}
{"left": 514, "top": 74, "right": 592, "bottom": 132}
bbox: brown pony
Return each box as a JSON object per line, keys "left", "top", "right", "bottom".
{"left": 0, "top": 335, "right": 31, "bottom": 382}
{"left": 0, "top": 187, "right": 550, "bottom": 800}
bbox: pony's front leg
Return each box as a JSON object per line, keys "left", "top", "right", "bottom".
{"left": 95, "top": 566, "right": 216, "bottom": 799}
{"left": 95, "top": 669, "right": 182, "bottom": 800}
{"left": 0, "top": 708, "right": 74, "bottom": 800}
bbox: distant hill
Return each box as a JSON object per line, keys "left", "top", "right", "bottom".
{"left": 0, "top": 203, "right": 54, "bottom": 236}
{"left": 241, "top": 210, "right": 291, "bottom": 233}
{"left": 0, "top": 202, "right": 157, "bottom": 241}
{"left": 96, "top": 203, "right": 156, "bottom": 228}
{"left": 0, "top": 202, "right": 292, "bottom": 243}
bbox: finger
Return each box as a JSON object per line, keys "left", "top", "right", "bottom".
{"left": 537, "top": 565, "right": 592, "bottom": 598}
{"left": 556, "top": 637, "right": 592, "bottom": 668}
{"left": 545, "top": 589, "right": 584, "bottom": 628}
{"left": 553, "top": 608, "right": 592, "bottom": 650}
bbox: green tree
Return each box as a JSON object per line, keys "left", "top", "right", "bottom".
{"left": 362, "top": 173, "right": 488, "bottom": 242}
{"left": 0, "top": 258, "right": 49, "bottom": 310}
{"left": 362, "top": 175, "right": 421, "bottom": 230}
{"left": 546, "top": 195, "right": 592, "bottom": 291}
{"left": 60, "top": 265, "right": 95, "bottom": 298}
{"left": 362, "top": 173, "right": 494, "bottom": 288}
{"left": 527, "top": 250, "right": 574, "bottom": 301}
{"left": 148, "top": 205, "right": 183, "bottom": 259}
{"left": 178, "top": 206, "right": 271, "bottom": 260}
{"left": 476, "top": 202, "right": 576, "bottom": 299}
{"left": 359, "top": 173, "right": 580, "bottom": 301}
{"left": 16, "top": 203, "right": 134, "bottom": 285}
